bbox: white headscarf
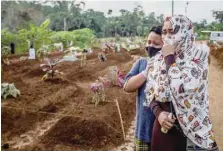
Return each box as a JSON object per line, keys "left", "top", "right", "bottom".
{"left": 145, "top": 15, "right": 217, "bottom": 150}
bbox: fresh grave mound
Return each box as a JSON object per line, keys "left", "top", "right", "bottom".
{"left": 87, "top": 48, "right": 101, "bottom": 60}
{"left": 2, "top": 59, "right": 40, "bottom": 74}
{"left": 39, "top": 87, "right": 136, "bottom": 150}
{"left": 2, "top": 77, "right": 70, "bottom": 108}
{"left": 1, "top": 107, "right": 49, "bottom": 139}
{"left": 210, "top": 47, "right": 223, "bottom": 67}
{"left": 61, "top": 51, "right": 132, "bottom": 82}
{"left": 43, "top": 78, "right": 69, "bottom": 84}
{"left": 24, "top": 67, "right": 45, "bottom": 78}
{"left": 87, "top": 48, "right": 132, "bottom": 63}
{"left": 62, "top": 64, "right": 99, "bottom": 82}
{"left": 106, "top": 51, "right": 132, "bottom": 63}
{"left": 41, "top": 117, "right": 122, "bottom": 150}
{"left": 128, "top": 48, "right": 147, "bottom": 56}
{"left": 2, "top": 52, "right": 29, "bottom": 61}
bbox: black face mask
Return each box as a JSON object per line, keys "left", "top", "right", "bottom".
{"left": 146, "top": 46, "right": 161, "bottom": 57}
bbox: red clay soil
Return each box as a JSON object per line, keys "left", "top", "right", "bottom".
{"left": 39, "top": 86, "right": 135, "bottom": 150}
{"left": 1, "top": 49, "right": 136, "bottom": 151}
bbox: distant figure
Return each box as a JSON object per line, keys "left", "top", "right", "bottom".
{"left": 81, "top": 49, "right": 88, "bottom": 66}
{"left": 10, "top": 43, "right": 15, "bottom": 54}
{"left": 98, "top": 52, "right": 107, "bottom": 62}
{"left": 83, "top": 49, "right": 88, "bottom": 53}
{"left": 28, "top": 41, "right": 35, "bottom": 59}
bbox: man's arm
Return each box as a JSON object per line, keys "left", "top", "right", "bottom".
{"left": 123, "top": 59, "right": 147, "bottom": 93}
{"left": 124, "top": 74, "right": 146, "bottom": 93}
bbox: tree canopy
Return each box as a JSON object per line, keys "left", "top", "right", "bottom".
{"left": 1, "top": 1, "right": 222, "bottom": 40}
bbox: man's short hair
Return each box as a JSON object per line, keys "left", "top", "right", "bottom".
{"left": 149, "top": 26, "right": 162, "bottom": 36}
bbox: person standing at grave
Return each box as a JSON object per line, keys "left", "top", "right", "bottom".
{"left": 145, "top": 15, "right": 219, "bottom": 151}
{"left": 123, "top": 26, "right": 163, "bottom": 151}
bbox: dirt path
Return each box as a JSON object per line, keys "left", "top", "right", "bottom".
{"left": 208, "top": 56, "right": 223, "bottom": 150}
{"left": 112, "top": 119, "right": 135, "bottom": 151}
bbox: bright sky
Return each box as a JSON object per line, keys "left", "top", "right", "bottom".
{"left": 81, "top": 0, "right": 223, "bottom": 23}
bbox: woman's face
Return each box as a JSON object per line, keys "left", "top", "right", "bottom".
{"left": 162, "top": 20, "right": 183, "bottom": 47}
{"left": 162, "top": 21, "right": 174, "bottom": 40}
{"left": 162, "top": 17, "right": 194, "bottom": 55}
{"left": 147, "top": 31, "right": 163, "bottom": 48}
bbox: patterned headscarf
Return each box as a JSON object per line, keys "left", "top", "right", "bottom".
{"left": 145, "top": 15, "right": 217, "bottom": 150}
{"left": 163, "top": 15, "right": 195, "bottom": 55}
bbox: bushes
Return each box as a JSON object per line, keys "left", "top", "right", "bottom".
{"left": 1, "top": 20, "right": 96, "bottom": 54}
{"left": 1, "top": 83, "right": 20, "bottom": 99}
{"left": 1, "top": 29, "right": 17, "bottom": 46}
{"left": 17, "top": 19, "right": 52, "bottom": 52}
{"left": 54, "top": 28, "right": 95, "bottom": 49}
{"left": 1, "top": 20, "right": 52, "bottom": 54}
{"left": 50, "top": 28, "right": 95, "bottom": 49}
{"left": 196, "top": 35, "right": 209, "bottom": 41}
{"left": 1, "top": 29, "right": 28, "bottom": 54}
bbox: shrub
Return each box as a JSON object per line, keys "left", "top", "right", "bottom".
{"left": 1, "top": 83, "right": 20, "bottom": 99}
{"left": 40, "top": 58, "right": 63, "bottom": 81}
{"left": 50, "top": 28, "right": 96, "bottom": 49}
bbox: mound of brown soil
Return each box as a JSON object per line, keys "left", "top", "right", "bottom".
{"left": 128, "top": 48, "right": 147, "bottom": 57}
{"left": 106, "top": 51, "right": 132, "bottom": 63}
{"left": 210, "top": 46, "right": 223, "bottom": 67}
{"left": 43, "top": 78, "right": 69, "bottom": 84}
{"left": 1, "top": 107, "right": 48, "bottom": 139}
{"left": 25, "top": 67, "right": 45, "bottom": 78}
{"left": 41, "top": 117, "right": 120, "bottom": 149}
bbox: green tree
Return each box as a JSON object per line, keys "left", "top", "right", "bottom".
{"left": 143, "top": 26, "right": 149, "bottom": 37}
{"left": 212, "top": 10, "right": 223, "bottom": 23}
{"left": 107, "top": 9, "right": 113, "bottom": 15}
{"left": 18, "top": 19, "right": 52, "bottom": 50}
{"left": 137, "top": 26, "right": 142, "bottom": 36}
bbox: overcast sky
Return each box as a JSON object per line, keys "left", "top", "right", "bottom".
{"left": 80, "top": 0, "right": 223, "bottom": 23}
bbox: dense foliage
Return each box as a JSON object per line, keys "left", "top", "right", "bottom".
{"left": 1, "top": 20, "right": 96, "bottom": 53}
{"left": 1, "top": 1, "right": 164, "bottom": 38}
{"left": 1, "top": 1, "right": 223, "bottom": 53}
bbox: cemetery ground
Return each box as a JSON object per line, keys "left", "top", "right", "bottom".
{"left": 1, "top": 44, "right": 223, "bottom": 151}
{"left": 1, "top": 48, "right": 145, "bottom": 151}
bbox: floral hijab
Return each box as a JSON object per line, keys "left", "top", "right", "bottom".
{"left": 145, "top": 15, "right": 217, "bottom": 150}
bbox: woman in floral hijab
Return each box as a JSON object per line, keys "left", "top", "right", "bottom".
{"left": 145, "top": 15, "right": 218, "bottom": 151}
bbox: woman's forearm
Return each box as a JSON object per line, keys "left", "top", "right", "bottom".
{"left": 124, "top": 73, "right": 146, "bottom": 93}
{"left": 150, "top": 99, "right": 163, "bottom": 118}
